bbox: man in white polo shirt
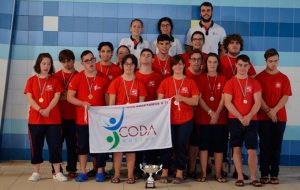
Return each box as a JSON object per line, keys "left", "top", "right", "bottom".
{"left": 186, "top": 2, "right": 226, "bottom": 55}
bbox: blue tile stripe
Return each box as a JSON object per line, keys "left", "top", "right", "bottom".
{"left": 21, "top": 0, "right": 300, "bottom": 9}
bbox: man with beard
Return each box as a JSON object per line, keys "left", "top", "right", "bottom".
{"left": 185, "top": 2, "right": 226, "bottom": 55}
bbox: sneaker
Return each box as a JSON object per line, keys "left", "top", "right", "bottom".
{"left": 53, "top": 172, "right": 67, "bottom": 182}
{"left": 75, "top": 173, "right": 88, "bottom": 182}
{"left": 95, "top": 173, "right": 106, "bottom": 182}
{"left": 28, "top": 172, "right": 41, "bottom": 182}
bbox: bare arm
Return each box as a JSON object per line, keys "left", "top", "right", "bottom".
{"left": 157, "top": 93, "right": 164, "bottom": 100}
{"left": 178, "top": 95, "right": 199, "bottom": 106}
{"left": 26, "top": 93, "right": 41, "bottom": 111}
{"left": 224, "top": 93, "right": 243, "bottom": 121}
{"left": 40, "top": 92, "right": 61, "bottom": 117}
{"left": 67, "top": 90, "right": 90, "bottom": 108}
{"left": 139, "top": 96, "right": 145, "bottom": 103}
{"left": 108, "top": 94, "right": 116, "bottom": 105}
{"left": 243, "top": 91, "right": 262, "bottom": 126}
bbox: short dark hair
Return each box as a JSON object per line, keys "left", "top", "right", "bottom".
{"left": 236, "top": 54, "right": 250, "bottom": 64}
{"left": 202, "top": 53, "right": 221, "bottom": 73}
{"left": 157, "top": 34, "right": 171, "bottom": 43}
{"left": 170, "top": 55, "right": 185, "bottom": 75}
{"left": 191, "top": 31, "right": 205, "bottom": 43}
{"left": 33, "top": 53, "right": 55, "bottom": 74}
{"left": 58, "top": 49, "right": 75, "bottom": 62}
{"left": 157, "top": 17, "right": 173, "bottom": 34}
{"left": 121, "top": 54, "right": 138, "bottom": 72}
{"left": 200, "top": 2, "right": 213, "bottom": 11}
{"left": 189, "top": 49, "right": 203, "bottom": 59}
{"left": 140, "top": 48, "right": 154, "bottom": 57}
{"left": 98, "top": 42, "right": 114, "bottom": 51}
{"left": 130, "top": 18, "right": 143, "bottom": 27}
{"left": 116, "top": 45, "right": 130, "bottom": 55}
{"left": 80, "top": 50, "right": 94, "bottom": 60}
{"left": 223, "top": 34, "right": 244, "bottom": 52}
{"left": 264, "top": 48, "right": 279, "bottom": 60}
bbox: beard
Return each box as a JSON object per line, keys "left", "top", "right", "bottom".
{"left": 202, "top": 15, "right": 212, "bottom": 23}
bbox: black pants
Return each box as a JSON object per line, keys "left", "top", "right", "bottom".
{"left": 61, "top": 120, "right": 77, "bottom": 172}
{"left": 258, "top": 120, "right": 286, "bottom": 177}
{"left": 28, "top": 124, "right": 62, "bottom": 164}
{"left": 160, "top": 120, "right": 193, "bottom": 170}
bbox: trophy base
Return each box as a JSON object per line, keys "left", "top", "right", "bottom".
{"left": 145, "top": 181, "right": 155, "bottom": 188}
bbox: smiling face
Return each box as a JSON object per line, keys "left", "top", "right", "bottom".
{"left": 200, "top": 5, "right": 213, "bottom": 22}
{"left": 130, "top": 20, "right": 143, "bottom": 37}
{"left": 189, "top": 52, "right": 202, "bottom": 72}
{"left": 191, "top": 33, "right": 205, "bottom": 50}
{"left": 172, "top": 60, "right": 185, "bottom": 75}
{"left": 160, "top": 21, "right": 172, "bottom": 36}
{"left": 99, "top": 45, "right": 113, "bottom": 62}
{"left": 157, "top": 40, "right": 171, "bottom": 55}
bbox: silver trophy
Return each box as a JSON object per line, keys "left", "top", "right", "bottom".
{"left": 140, "top": 164, "right": 163, "bottom": 188}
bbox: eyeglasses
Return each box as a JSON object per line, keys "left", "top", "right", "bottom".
{"left": 82, "top": 57, "right": 96, "bottom": 64}
{"left": 190, "top": 58, "right": 202, "bottom": 62}
{"left": 192, "top": 38, "right": 204, "bottom": 42}
{"left": 161, "top": 24, "right": 171, "bottom": 28}
{"left": 124, "top": 63, "right": 135, "bottom": 67}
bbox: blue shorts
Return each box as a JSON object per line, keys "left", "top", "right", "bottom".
{"left": 228, "top": 119, "right": 258, "bottom": 149}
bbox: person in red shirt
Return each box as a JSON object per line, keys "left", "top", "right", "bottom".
{"left": 134, "top": 48, "right": 163, "bottom": 178}
{"left": 96, "top": 42, "right": 122, "bottom": 81}
{"left": 255, "top": 48, "right": 292, "bottom": 185}
{"left": 115, "top": 45, "right": 130, "bottom": 68}
{"left": 185, "top": 49, "right": 203, "bottom": 81}
{"left": 53, "top": 49, "right": 78, "bottom": 178}
{"left": 220, "top": 34, "right": 256, "bottom": 80}
{"left": 157, "top": 55, "right": 199, "bottom": 184}
{"left": 182, "top": 31, "right": 207, "bottom": 68}
{"left": 67, "top": 50, "right": 110, "bottom": 182}
{"left": 152, "top": 34, "right": 172, "bottom": 77}
{"left": 24, "top": 53, "right": 67, "bottom": 182}
{"left": 107, "top": 54, "right": 147, "bottom": 184}
{"left": 193, "top": 53, "right": 228, "bottom": 182}
{"left": 223, "top": 54, "right": 262, "bottom": 187}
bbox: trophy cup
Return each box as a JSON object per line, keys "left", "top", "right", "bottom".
{"left": 140, "top": 164, "right": 163, "bottom": 188}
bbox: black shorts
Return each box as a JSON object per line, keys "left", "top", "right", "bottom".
{"left": 76, "top": 125, "right": 89, "bottom": 155}
{"left": 189, "top": 123, "right": 199, "bottom": 146}
{"left": 228, "top": 119, "right": 258, "bottom": 149}
{"left": 198, "top": 124, "right": 227, "bottom": 153}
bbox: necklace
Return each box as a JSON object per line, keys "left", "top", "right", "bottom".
{"left": 122, "top": 76, "right": 135, "bottom": 104}
{"left": 236, "top": 76, "right": 249, "bottom": 104}
{"left": 85, "top": 72, "right": 97, "bottom": 100}
{"left": 226, "top": 55, "right": 236, "bottom": 76}
{"left": 173, "top": 76, "right": 185, "bottom": 110}
{"left": 61, "top": 70, "right": 74, "bottom": 90}
{"left": 157, "top": 56, "right": 169, "bottom": 75}
{"left": 37, "top": 74, "right": 48, "bottom": 103}
{"left": 207, "top": 74, "right": 217, "bottom": 102}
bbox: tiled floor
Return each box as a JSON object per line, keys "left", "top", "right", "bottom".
{"left": 0, "top": 161, "right": 300, "bottom": 190}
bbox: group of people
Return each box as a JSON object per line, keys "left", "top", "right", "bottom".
{"left": 24, "top": 1, "right": 292, "bottom": 187}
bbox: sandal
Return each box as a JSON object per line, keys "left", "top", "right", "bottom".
{"left": 159, "top": 176, "right": 168, "bottom": 183}
{"left": 111, "top": 177, "right": 120, "bottom": 183}
{"left": 270, "top": 177, "right": 279, "bottom": 184}
{"left": 126, "top": 178, "right": 135, "bottom": 184}
{"left": 235, "top": 180, "right": 244, "bottom": 187}
{"left": 250, "top": 180, "right": 262, "bottom": 187}
{"left": 260, "top": 176, "right": 270, "bottom": 184}
{"left": 215, "top": 176, "right": 227, "bottom": 183}
{"left": 195, "top": 176, "right": 206, "bottom": 182}
{"left": 172, "top": 177, "right": 184, "bottom": 184}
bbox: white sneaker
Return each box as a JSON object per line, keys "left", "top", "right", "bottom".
{"left": 28, "top": 172, "right": 41, "bottom": 181}
{"left": 53, "top": 172, "right": 67, "bottom": 182}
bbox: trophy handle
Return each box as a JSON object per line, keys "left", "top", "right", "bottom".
{"left": 140, "top": 164, "right": 146, "bottom": 173}
{"left": 155, "top": 164, "right": 163, "bottom": 174}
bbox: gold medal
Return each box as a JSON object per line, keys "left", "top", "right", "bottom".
{"left": 243, "top": 99, "right": 248, "bottom": 104}
{"left": 210, "top": 96, "right": 215, "bottom": 102}
{"left": 88, "top": 94, "right": 93, "bottom": 100}
{"left": 39, "top": 97, "right": 44, "bottom": 103}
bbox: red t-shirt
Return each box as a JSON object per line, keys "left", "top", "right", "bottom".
{"left": 107, "top": 76, "right": 147, "bottom": 105}
{"left": 54, "top": 70, "right": 78, "bottom": 120}
{"left": 220, "top": 55, "right": 256, "bottom": 79}
{"left": 135, "top": 71, "right": 163, "bottom": 101}
{"left": 68, "top": 71, "right": 110, "bottom": 125}
{"left": 185, "top": 68, "right": 201, "bottom": 82}
{"left": 24, "top": 75, "right": 63, "bottom": 124}
{"left": 195, "top": 74, "right": 227, "bottom": 125}
{"left": 255, "top": 70, "right": 292, "bottom": 122}
{"left": 157, "top": 76, "right": 199, "bottom": 124}
{"left": 223, "top": 77, "right": 262, "bottom": 120}
{"left": 95, "top": 62, "right": 122, "bottom": 81}
{"left": 181, "top": 51, "right": 207, "bottom": 68}
{"left": 152, "top": 55, "right": 172, "bottom": 77}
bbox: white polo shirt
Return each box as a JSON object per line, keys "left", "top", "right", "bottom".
{"left": 186, "top": 21, "right": 226, "bottom": 54}
{"left": 119, "top": 36, "right": 150, "bottom": 68}
{"left": 152, "top": 37, "right": 183, "bottom": 56}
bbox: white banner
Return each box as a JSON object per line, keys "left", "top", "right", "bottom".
{"left": 88, "top": 99, "right": 172, "bottom": 153}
